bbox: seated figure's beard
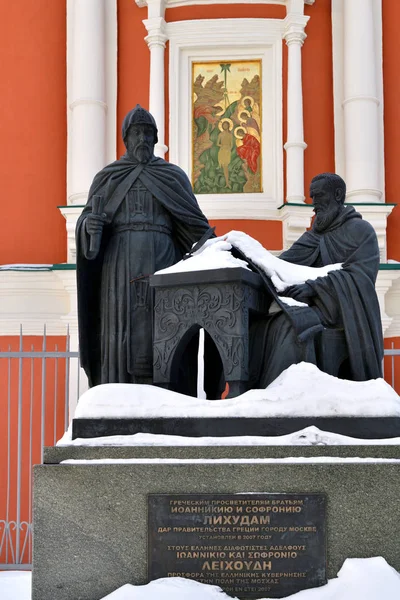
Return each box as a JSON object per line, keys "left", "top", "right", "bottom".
{"left": 314, "top": 203, "right": 341, "bottom": 233}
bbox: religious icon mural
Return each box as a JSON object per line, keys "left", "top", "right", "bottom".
{"left": 192, "top": 60, "right": 262, "bottom": 194}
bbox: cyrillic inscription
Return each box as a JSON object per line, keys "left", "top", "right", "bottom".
{"left": 148, "top": 493, "right": 326, "bottom": 598}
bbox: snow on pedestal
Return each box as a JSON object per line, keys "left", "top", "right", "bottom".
{"left": 70, "top": 362, "right": 400, "bottom": 422}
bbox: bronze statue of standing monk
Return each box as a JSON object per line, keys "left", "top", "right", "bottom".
{"left": 76, "top": 105, "right": 216, "bottom": 391}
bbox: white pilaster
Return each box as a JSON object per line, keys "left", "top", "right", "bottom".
{"left": 283, "top": 1, "right": 309, "bottom": 203}
{"left": 143, "top": 0, "right": 168, "bottom": 158}
{"left": 68, "top": 0, "right": 107, "bottom": 206}
{"left": 342, "top": 0, "right": 382, "bottom": 203}
{"left": 64, "top": 0, "right": 117, "bottom": 263}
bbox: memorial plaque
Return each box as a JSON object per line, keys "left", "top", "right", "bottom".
{"left": 148, "top": 493, "right": 326, "bottom": 599}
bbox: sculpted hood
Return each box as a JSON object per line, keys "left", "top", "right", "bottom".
{"left": 122, "top": 104, "right": 159, "bottom": 144}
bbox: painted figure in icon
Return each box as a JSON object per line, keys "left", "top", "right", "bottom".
{"left": 217, "top": 119, "right": 234, "bottom": 189}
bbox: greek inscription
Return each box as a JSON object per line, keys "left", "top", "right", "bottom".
{"left": 149, "top": 494, "right": 326, "bottom": 598}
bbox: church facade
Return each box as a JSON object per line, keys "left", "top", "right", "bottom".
{"left": 1, "top": 0, "right": 400, "bottom": 566}
{"left": 1, "top": 0, "right": 400, "bottom": 401}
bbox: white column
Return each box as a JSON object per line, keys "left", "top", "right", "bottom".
{"left": 143, "top": 0, "right": 168, "bottom": 158}
{"left": 283, "top": 7, "right": 309, "bottom": 203}
{"left": 68, "top": 0, "right": 107, "bottom": 205}
{"left": 343, "top": 0, "right": 382, "bottom": 203}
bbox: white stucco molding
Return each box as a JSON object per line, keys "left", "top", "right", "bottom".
{"left": 53, "top": 268, "right": 79, "bottom": 336}
{"left": 0, "top": 271, "right": 70, "bottom": 335}
{"left": 166, "top": 18, "right": 284, "bottom": 220}
{"left": 58, "top": 205, "right": 84, "bottom": 264}
{"left": 278, "top": 203, "right": 314, "bottom": 250}
{"left": 347, "top": 203, "right": 395, "bottom": 264}
{"left": 384, "top": 270, "right": 400, "bottom": 338}
{"left": 137, "top": 0, "right": 315, "bottom": 7}
{"left": 376, "top": 268, "right": 400, "bottom": 336}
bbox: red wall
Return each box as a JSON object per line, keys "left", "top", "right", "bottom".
{"left": 303, "top": 1, "right": 335, "bottom": 199}
{"left": 117, "top": 0, "right": 151, "bottom": 158}
{"left": 210, "top": 220, "right": 282, "bottom": 250}
{"left": 383, "top": 2, "right": 400, "bottom": 261}
{"left": 0, "top": 1, "right": 67, "bottom": 265}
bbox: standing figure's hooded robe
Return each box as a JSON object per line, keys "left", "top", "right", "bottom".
{"left": 247, "top": 205, "right": 384, "bottom": 387}
{"left": 76, "top": 106, "right": 215, "bottom": 389}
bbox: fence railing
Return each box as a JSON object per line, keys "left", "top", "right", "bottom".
{"left": 0, "top": 327, "right": 79, "bottom": 569}
{"left": 384, "top": 342, "right": 400, "bottom": 390}
{"left": 0, "top": 331, "right": 399, "bottom": 570}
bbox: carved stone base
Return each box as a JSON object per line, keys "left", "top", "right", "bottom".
{"left": 150, "top": 267, "right": 270, "bottom": 397}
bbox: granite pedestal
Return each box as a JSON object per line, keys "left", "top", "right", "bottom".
{"left": 33, "top": 444, "right": 400, "bottom": 600}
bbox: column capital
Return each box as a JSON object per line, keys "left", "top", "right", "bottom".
{"left": 143, "top": 17, "right": 168, "bottom": 48}
{"left": 283, "top": 15, "right": 309, "bottom": 46}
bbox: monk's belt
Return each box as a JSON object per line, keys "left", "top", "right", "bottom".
{"left": 111, "top": 223, "right": 172, "bottom": 235}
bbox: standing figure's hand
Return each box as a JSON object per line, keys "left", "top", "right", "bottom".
{"left": 85, "top": 213, "right": 107, "bottom": 236}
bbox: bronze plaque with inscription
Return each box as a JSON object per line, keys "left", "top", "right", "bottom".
{"left": 148, "top": 493, "right": 326, "bottom": 598}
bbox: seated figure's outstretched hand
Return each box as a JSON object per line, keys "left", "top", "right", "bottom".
{"left": 281, "top": 282, "right": 315, "bottom": 303}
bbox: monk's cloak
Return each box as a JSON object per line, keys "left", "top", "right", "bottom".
{"left": 250, "top": 206, "right": 383, "bottom": 383}
{"left": 76, "top": 154, "right": 213, "bottom": 388}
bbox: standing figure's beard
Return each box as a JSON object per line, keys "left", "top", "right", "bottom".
{"left": 313, "top": 203, "right": 341, "bottom": 233}
{"left": 126, "top": 142, "right": 153, "bottom": 164}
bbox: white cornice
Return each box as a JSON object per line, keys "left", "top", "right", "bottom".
{"left": 137, "top": 0, "right": 285, "bottom": 7}
{"left": 166, "top": 17, "right": 284, "bottom": 41}
{"left": 0, "top": 271, "right": 70, "bottom": 335}
{"left": 136, "top": 0, "right": 315, "bottom": 7}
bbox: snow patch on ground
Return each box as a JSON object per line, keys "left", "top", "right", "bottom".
{"left": 2, "top": 558, "right": 400, "bottom": 600}
{"left": 68, "top": 363, "right": 400, "bottom": 423}
{"left": 0, "top": 571, "right": 31, "bottom": 600}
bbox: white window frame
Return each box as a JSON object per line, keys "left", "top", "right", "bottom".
{"left": 166, "top": 18, "right": 284, "bottom": 220}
